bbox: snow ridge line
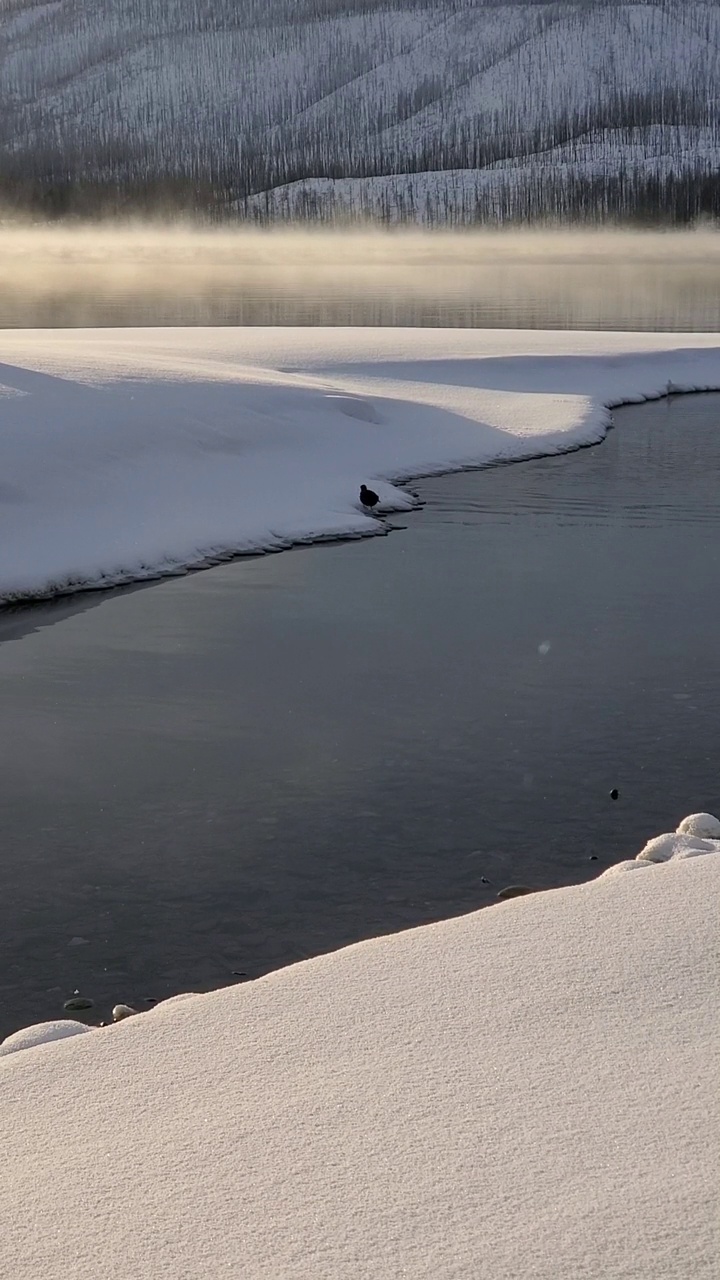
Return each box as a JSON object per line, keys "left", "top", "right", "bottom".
{"left": 2, "top": 331, "right": 720, "bottom": 605}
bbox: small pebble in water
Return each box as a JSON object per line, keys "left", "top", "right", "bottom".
{"left": 480, "top": 877, "right": 489, "bottom": 885}
{"left": 112, "top": 1004, "right": 139, "bottom": 1022}
{"left": 63, "top": 996, "right": 94, "bottom": 1012}
{"left": 610, "top": 789, "right": 619, "bottom": 800}
{"left": 589, "top": 855, "right": 598, "bottom": 861}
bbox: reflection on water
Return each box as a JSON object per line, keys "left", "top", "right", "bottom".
{"left": 5, "top": 263, "right": 720, "bottom": 330}
{"left": 2, "top": 226, "right": 720, "bottom": 329}
{"left": 1, "top": 394, "right": 720, "bottom": 1036}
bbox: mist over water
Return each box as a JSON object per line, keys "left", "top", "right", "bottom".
{"left": 1, "top": 224, "right": 720, "bottom": 329}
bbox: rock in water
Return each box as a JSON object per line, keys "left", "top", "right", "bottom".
{"left": 610, "top": 789, "right": 619, "bottom": 800}
{"left": 63, "top": 996, "right": 94, "bottom": 1012}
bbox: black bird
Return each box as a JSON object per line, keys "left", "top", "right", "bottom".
{"left": 360, "top": 484, "right": 380, "bottom": 510}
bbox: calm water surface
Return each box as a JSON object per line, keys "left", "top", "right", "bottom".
{"left": 1, "top": 394, "right": 720, "bottom": 1035}
{"left": 3, "top": 250, "right": 720, "bottom": 330}
{"left": 4, "top": 261, "right": 720, "bottom": 329}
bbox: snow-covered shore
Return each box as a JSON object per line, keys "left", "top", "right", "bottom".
{"left": 2, "top": 327, "right": 720, "bottom": 602}
{"left": 2, "top": 835, "right": 718, "bottom": 1279}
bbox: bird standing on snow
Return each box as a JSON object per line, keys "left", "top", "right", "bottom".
{"left": 360, "top": 484, "right": 380, "bottom": 510}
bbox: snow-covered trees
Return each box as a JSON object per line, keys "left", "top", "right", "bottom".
{"left": 1, "top": 0, "right": 718, "bottom": 221}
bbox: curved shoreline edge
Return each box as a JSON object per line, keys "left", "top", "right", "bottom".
{"left": 2, "top": 327, "right": 720, "bottom": 604}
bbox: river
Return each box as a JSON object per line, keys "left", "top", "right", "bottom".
{"left": 1, "top": 392, "right": 719, "bottom": 1036}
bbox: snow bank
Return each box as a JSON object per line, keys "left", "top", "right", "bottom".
{"left": 601, "top": 811, "right": 720, "bottom": 873}
{"left": 637, "top": 831, "right": 720, "bottom": 862}
{"left": 625, "top": 810, "right": 720, "bottom": 864}
{"left": 598, "top": 812, "right": 720, "bottom": 873}
{"left": 2, "top": 328, "right": 720, "bottom": 601}
{"left": 1, "top": 852, "right": 718, "bottom": 1279}
{"left": 0, "top": 1019, "right": 90, "bottom": 1056}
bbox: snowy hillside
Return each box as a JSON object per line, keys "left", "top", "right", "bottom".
{"left": 1, "top": 0, "right": 719, "bottom": 221}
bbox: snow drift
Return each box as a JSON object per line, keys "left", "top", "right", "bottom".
{"left": 2, "top": 326, "right": 720, "bottom": 602}
{"left": 0, "top": 1019, "right": 91, "bottom": 1057}
{"left": 1, "top": 846, "right": 718, "bottom": 1279}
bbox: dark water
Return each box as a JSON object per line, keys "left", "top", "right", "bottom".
{"left": 2, "top": 394, "right": 720, "bottom": 1037}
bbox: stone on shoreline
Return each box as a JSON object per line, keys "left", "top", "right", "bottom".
{"left": 112, "top": 1005, "right": 139, "bottom": 1022}
{"left": 496, "top": 885, "right": 535, "bottom": 900}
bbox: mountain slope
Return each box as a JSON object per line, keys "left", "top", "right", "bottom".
{"left": 1, "top": 0, "right": 718, "bottom": 221}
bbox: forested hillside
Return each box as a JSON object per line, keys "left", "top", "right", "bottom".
{"left": 1, "top": 0, "right": 718, "bottom": 221}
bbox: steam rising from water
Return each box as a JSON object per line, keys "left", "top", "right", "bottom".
{"left": 1, "top": 224, "right": 719, "bottom": 329}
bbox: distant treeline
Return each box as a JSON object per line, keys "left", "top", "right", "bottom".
{"left": 3, "top": 169, "right": 719, "bottom": 228}
{"left": 1, "top": 0, "right": 718, "bottom": 224}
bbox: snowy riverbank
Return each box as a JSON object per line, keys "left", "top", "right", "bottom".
{"left": 2, "top": 327, "right": 720, "bottom": 601}
{"left": 1, "top": 829, "right": 718, "bottom": 1279}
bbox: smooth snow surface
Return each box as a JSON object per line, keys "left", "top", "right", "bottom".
{"left": 1, "top": 855, "right": 718, "bottom": 1279}
{"left": 0, "top": 1019, "right": 90, "bottom": 1056}
{"left": 2, "top": 327, "right": 720, "bottom": 601}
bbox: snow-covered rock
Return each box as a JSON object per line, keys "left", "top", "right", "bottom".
{"left": 676, "top": 812, "right": 720, "bottom": 839}
{"left": 599, "top": 858, "right": 652, "bottom": 878}
{"left": 0, "top": 1019, "right": 91, "bottom": 1057}
{"left": 637, "top": 830, "right": 720, "bottom": 863}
